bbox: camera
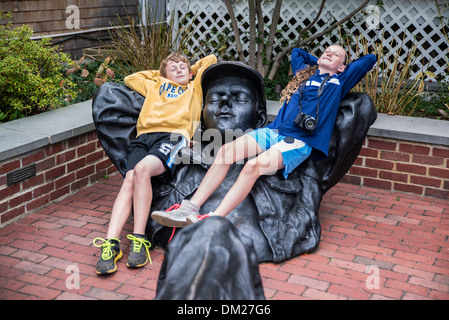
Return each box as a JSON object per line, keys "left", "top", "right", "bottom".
{"left": 294, "top": 112, "right": 316, "bottom": 133}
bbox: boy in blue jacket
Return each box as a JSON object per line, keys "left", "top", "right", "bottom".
{"left": 151, "top": 45, "right": 377, "bottom": 227}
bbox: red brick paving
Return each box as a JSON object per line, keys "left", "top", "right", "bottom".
{"left": 1, "top": 173, "right": 448, "bottom": 300}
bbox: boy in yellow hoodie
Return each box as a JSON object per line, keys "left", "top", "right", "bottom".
{"left": 93, "top": 53, "right": 217, "bottom": 275}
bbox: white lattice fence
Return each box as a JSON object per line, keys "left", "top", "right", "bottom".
{"left": 169, "top": 0, "right": 449, "bottom": 80}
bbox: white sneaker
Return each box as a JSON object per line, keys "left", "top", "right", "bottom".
{"left": 151, "top": 200, "right": 200, "bottom": 228}
{"left": 186, "top": 212, "right": 212, "bottom": 225}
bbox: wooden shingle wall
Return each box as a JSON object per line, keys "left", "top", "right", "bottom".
{"left": 1, "top": 0, "right": 140, "bottom": 58}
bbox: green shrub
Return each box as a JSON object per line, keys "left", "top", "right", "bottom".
{"left": 66, "top": 57, "right": 103, "bottom": 104}
{"left": 0, "top": 12, "right": 76, "bottom": 123}
{"left": 66, "top": 57, "right": 125, "bottom": 104}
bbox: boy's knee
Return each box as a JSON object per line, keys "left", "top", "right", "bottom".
{"left": 133, "top": 162, "right": 152, "bottom": 180}
{"left": 122, "top": 171, "right": 134, "bottom": 189}
{"left": 242, "top": 159, "right": 260, "bottom": 177}
{"left": 134, "top": 159, "right": 166, "bottom": 181}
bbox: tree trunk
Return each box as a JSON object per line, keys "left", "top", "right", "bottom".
{"left": 263, "top": 0, "right": 283, "bottom": 77}
{"left": 255, "top": 0, "right": 265, "bottom": 74}
{"left": 224, "top": 0, "right": 245, "bottom": 62}
{"left": 248, "top": 0, "right": 257, "bottom": 68}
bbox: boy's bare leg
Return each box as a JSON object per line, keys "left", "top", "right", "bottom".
{"left": 95, "top": 171, "right": 134, "bottom": 275}
{"left": 106, "top": 171, "right": 135, "bottom": 239}
{"left": 104, "top": 153, "right": 165, "bottom": 239}
{"left": 150, "top": 135, "right": 263, "bottom": 228}
{"left": 132, "top": 155, "right": 167, "bottom": 235}
{"left": 190, "top": 134, "right": 263, "bottom": 207}
{"left": 124, "top": 155, "right": 166, "bottom": 268}
{"left": 213, "top": 147, "right": 284, "bottom": 217}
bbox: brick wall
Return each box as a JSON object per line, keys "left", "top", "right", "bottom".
{"left": 343, "top": 137, "right": 449, "bottom": 199}
{"left": 0, "top": 131, "right": 118, "bottom": 226}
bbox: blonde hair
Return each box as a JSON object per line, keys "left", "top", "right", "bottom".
{"left": 280, "top": 65, "right": 319, "bottom": 104}
{"left": 159, "top": 52, "right": 191, "bottom": 77}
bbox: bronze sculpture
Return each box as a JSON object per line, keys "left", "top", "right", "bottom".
{"left": 92, "top": 61, "right": 376, "bottom": 263}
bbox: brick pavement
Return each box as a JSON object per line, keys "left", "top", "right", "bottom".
{"left": 0, "top": 173, "right": 448, "bottom": 300}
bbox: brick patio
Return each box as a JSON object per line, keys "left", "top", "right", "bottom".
{"left": 0, "top": 172, "right": 448, "bottom": 300}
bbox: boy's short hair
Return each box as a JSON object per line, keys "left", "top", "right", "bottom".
{"left": 159, "top": 52, "right": 191, "bottom": 77}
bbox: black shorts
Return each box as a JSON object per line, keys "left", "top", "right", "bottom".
{"left": 125, "top": 132, "right": 187, "bottom": 178}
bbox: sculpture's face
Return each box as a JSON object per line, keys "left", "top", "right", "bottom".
{"left": 203, "top": 76, "right": 259, "bottom": 134}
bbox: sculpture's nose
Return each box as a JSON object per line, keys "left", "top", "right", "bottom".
{"left": 219, "top": 96, "right": 231, "bottom": 110}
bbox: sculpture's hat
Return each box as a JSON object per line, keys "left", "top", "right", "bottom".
{"left": 201, "top": 61, "right": 266, "bottom": 107}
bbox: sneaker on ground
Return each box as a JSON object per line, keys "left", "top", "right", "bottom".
{"left": 151, "top": 199, "right": 200, "bottom": 228}
{"left": 126, "top": 234, "right": 152, "bottom": 268}
{"left": 93, "top": 237, "right": 123, "bottom": 275}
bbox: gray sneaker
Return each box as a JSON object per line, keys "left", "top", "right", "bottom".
{"left": 151, "top": 200, "right": 200, "bottom": 228}
{"left": 126, "top": 234, "right": 152, "bottom": 268}
{"left": 186, "top": 212, "right": 211, "bottom": 225}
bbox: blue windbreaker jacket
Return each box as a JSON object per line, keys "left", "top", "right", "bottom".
{"left": 267, "top": 48, "right": 377, "bottom": 160}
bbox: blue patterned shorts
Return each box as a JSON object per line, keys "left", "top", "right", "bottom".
{"left": 246, "top": 128, "right": 312, "bottom": 179}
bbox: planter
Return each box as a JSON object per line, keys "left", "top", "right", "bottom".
{"left": 0, "top": 100, "right": 117, "bottom": 227}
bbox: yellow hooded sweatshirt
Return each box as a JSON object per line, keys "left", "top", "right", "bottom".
{"left": 124, "top": 54, "right": 217, "bottom": 142}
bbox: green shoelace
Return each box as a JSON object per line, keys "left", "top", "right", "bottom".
{"left": 127, "top": 234, "right": 152, "bottom": 264}
{"left": 93, "top": 237, "right": 120, "bottom": 260}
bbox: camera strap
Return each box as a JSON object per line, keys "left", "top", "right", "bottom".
{"left": 298, "top": 75, "right": 332, "bottom": 123}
